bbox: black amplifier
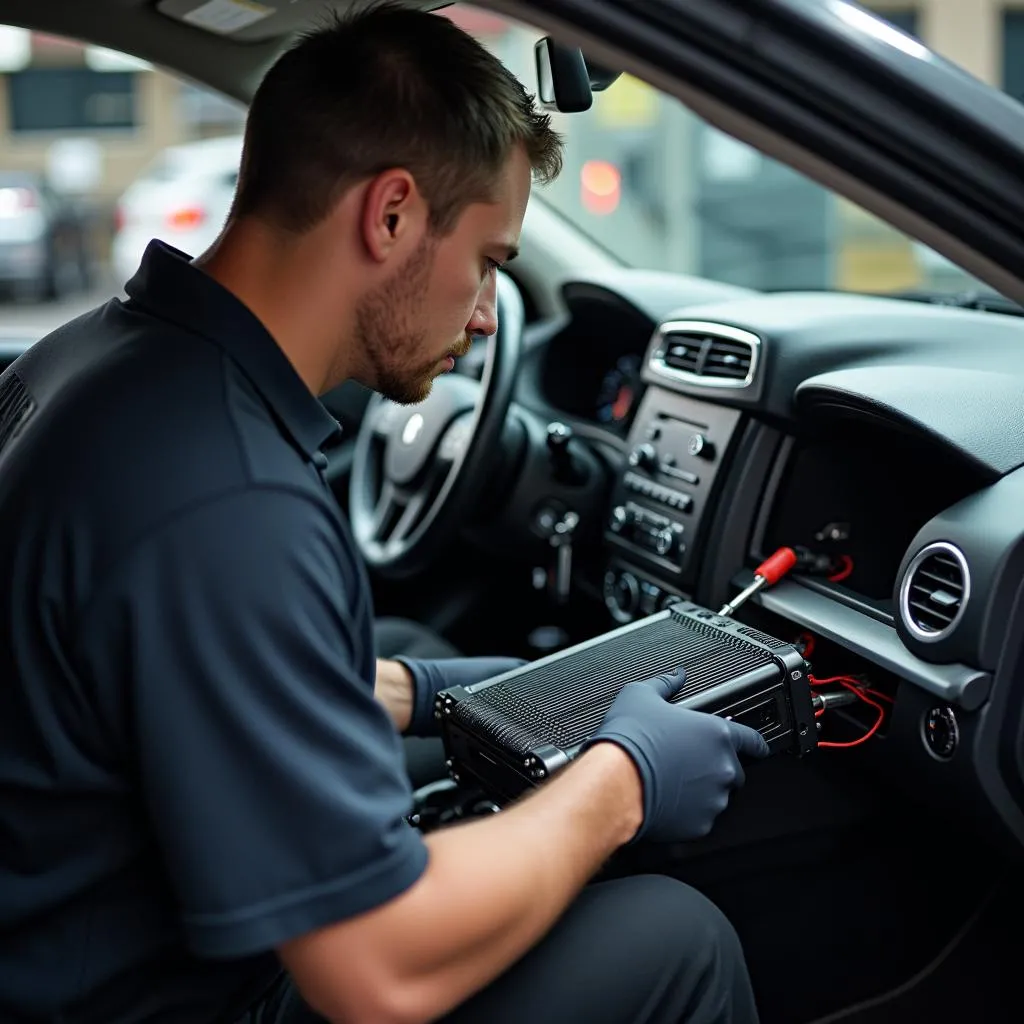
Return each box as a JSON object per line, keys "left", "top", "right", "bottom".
{"left": 436, "top": 601, "right": 816, "bottom": 804}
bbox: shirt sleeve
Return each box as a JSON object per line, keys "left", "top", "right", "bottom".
{"left": 74, "top": 485, "right": 428, "bottom": 959}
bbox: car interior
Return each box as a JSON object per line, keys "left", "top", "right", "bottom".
{"left": 2, "top": 1, "right": 1024, "bottom": 1022}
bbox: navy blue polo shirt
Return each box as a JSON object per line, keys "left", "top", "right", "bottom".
{"left": 0, "top": 241, "right": 430, "bottom": 1023}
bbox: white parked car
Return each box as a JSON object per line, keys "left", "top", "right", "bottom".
{"left": 111, "top": 134, "right": 242, "bottom": 287}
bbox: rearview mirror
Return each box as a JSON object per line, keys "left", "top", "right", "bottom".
{"left": 534, "top": 37, "right": 622, "bottom": 113}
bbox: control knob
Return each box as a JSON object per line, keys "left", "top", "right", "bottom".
{"left": 653, "top": 526, "right": 675, "bottom": 556}
{"left": 604, "top": 570, "right": 640, "bottom": 623}
{"left": 610, "top": 504, "right": 632, "bottom": 531}
{"left": 687, "top": 433, "right": 715, "bottom": 460}
{"left": 923, "top": 706, "right": 958, "bottom": 760}
{"left": 628, "top": 443, "right": 658, "bottom": 470}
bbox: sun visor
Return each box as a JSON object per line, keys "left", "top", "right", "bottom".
{"left": 157, "top": 0, "right": 448, "bottom": 43}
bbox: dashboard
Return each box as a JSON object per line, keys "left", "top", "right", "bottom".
{"left": 516, "top": 272, "right": 1024, "bottom": 855}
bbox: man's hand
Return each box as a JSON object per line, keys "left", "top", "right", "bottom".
{"left": 374, "top": 658, "right": 415, "bottom": 733}
{"left": 374, "top": 656, "right": 527, "bottom": 736}
{"left": 587, "top": 666, "right": 770, "bottom": 843}
{"left": 392, "top": 656, "right": 528, "bottom": 737}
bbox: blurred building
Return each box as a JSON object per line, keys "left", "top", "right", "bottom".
{"left": 0, "top": 28, "right": 244, "bottom": 210}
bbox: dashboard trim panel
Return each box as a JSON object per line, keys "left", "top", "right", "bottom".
{"left": 743, "top": 577, "right": 991, "bottom": 710}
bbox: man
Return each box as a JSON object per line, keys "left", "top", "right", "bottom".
{"left": 0, "top": 5, "right": 768, "bottom": 1023}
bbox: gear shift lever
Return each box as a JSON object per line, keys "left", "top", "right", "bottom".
{"left": 546, "top": 421, "right": 586, "bottom": 485}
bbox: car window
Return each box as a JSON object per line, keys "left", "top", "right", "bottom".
{"left": 452, "top": 3, "right": 1011, "bottom": 297}
{"left": 0, "top": 8, "right": 1017, "bottom": 311}
{"left": 0, "top": 25, "right": 246, "bottom": 304}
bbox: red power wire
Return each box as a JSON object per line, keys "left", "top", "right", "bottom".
{"left": 860, "top": 686, "right": 894, "bottom": 705}
{"left": 828, "top": 555, "right": 854, "bottom": 583}
{"left": 796, "top": 631, "right": 816, "bottom": 658}
{"left": 819, "top": 682, "right": 886, "bottom": 748}
{"left": 808, "top": 673, "right": 889, "bottom": 748}
{"left": 808, "top": 673, "right": 854, "bottom": 686}
{"left": 810, "top": 673, "right": 894, "bottom": 705}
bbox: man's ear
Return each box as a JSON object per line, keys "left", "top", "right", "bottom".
{"left": 360, "top": 168, "right": 425, "bottom": 263}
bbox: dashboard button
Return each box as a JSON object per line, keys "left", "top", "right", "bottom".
{"left": 639, "top": 581, "right": 661, "bottom": 615}
{"left": 662, "top": 464, "right": 700, "bottom": 485}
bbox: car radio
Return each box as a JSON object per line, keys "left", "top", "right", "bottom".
{"left": 605, "top": 388, "right": 742, "bottom": 582}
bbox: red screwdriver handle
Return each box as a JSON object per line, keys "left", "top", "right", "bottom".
{"left": 755, "top": 546, "right": 798, "bottom": 585}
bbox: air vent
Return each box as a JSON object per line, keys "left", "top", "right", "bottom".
{"left": 899, "top": 542, "right": 970, "bottom": 642}
{"left": 662, "top": 335, "right": 702, "bottom": 374}
{"left": 704, "top": 336, "right": 754, "bottom": 381}
{"left": 648, "top": 320, "right": 760, "bottom": 389}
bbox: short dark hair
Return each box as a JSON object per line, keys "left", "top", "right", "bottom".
{"left": 230, "top": 2, "right": 563, "bottom": 234}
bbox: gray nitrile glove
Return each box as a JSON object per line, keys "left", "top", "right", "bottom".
{"left": 585, "top": 667, "right": 770, "bottom": 843}
{"left": 396, "top": 656, "right": 528, "bottom": 737}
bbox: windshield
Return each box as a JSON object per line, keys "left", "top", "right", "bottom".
{"left": 465, "top": 6, "right": 1001, "bottom": 297}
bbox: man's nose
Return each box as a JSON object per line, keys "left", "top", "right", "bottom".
{"left": 467, "top": 276, "right": 499, "bottom": 338}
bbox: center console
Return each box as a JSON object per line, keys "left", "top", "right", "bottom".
{"left": 604, "top": 386, "right": 742, "bottom": 621}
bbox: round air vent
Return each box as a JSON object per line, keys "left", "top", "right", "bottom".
{"left": 899, "top": 542, "right": 970, "bottom": 642}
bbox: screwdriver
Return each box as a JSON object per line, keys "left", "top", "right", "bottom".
{"left": 719, "top": 547, "right": 798, "bottom": 616}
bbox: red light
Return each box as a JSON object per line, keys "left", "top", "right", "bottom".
{"left": 166, "top": 206, "right": 205, "bottom": 230}
{"left": 580, "top": 160, "right": 621, "bottom": 215}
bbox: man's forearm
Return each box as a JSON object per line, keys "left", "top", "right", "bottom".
{"left": 282, "top": 742, "right": 643, "bottom": 1024}
{"left": 402, "top": 742, "right": 642, "bottom": 1015}
{"left": 374, "top": 658, "right": 414, "bottom": 733}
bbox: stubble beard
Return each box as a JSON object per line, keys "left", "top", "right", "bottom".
{"left": 356, "top": 236, "right": 457, "bottom": 406}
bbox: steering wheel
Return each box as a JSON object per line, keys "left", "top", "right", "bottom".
{"left": 349, "top": 272, "right": 524, "bottom": 578}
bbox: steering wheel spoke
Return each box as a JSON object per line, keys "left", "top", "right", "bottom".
{"left": 390, "top": 487, "right": 432, "bottom": 545}
{"left": 437, "top": 411, "right": 474, "bottom": 465}
{"left": 368, "top": 481, "right": 401, "bottom": 541}
{"left": 369, "top": 478, "right": 438, "bottom": 547}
